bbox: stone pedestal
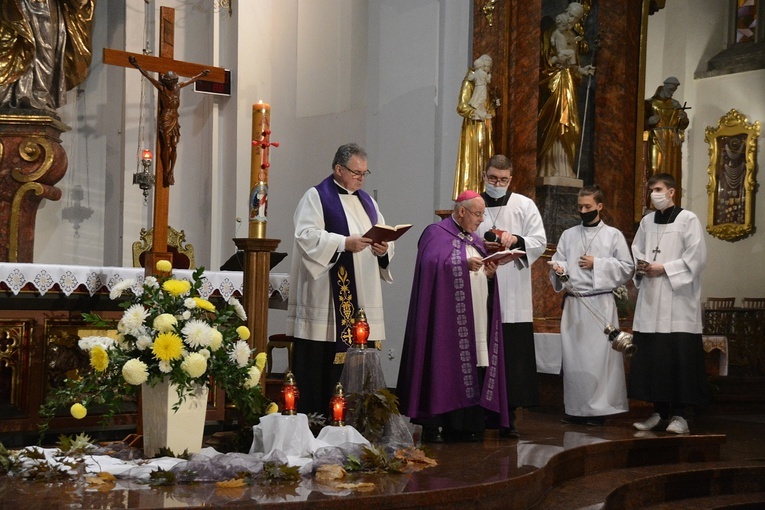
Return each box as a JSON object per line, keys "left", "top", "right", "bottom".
{"left": 535, "top": 184, "right": 581, "bottom": 245}
{"left": 0, "top": 113, "right": 70, "bottom": 262}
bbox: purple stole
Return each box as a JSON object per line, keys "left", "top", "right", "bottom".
{"left": 315, "top": 176, "right": 378, "bottom": 357}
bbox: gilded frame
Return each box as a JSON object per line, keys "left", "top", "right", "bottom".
{"left": 705, "top": 109, "right": 760, "bottom": 242}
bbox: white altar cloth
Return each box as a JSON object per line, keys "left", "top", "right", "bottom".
{"left": 0, "top": 262, "right": 289, "bottom": 302}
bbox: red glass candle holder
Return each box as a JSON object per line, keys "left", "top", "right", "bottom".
{"left": 352, "top": 308, "right": 370, "bottom": 348}
{"left": 329, "top": 382, "right": 346, "bottom": 426}
{"left": 281, "top": 371, "right": 299, "bottom": 415}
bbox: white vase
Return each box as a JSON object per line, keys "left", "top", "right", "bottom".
{"left": 141, "top": 380, "right": 208, "bottom": 457}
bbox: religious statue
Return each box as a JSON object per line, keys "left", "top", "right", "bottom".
{"left": 128, "top": 55, "right": 210, "bottom": 186}
{"left": 538, "top": 2, "right": 594, "bottom": 180}
{"left": 644, "top": 76, "right": 689, "bottom": 204}
{"left": 0, "top": 0, "right": 96, "bottom": 113}
{"left": 453, "top": 54, "right": 497, "bottom": 201}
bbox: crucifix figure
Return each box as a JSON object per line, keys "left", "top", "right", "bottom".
{"left": 103, "top": 6, "right": 225, "bottom": 271}
{"left": 128, "top": 55, "right": 209, "bottom": 186}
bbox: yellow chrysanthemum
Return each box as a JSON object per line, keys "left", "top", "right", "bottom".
{"left": 237, "top": 325, "right": 251, "bottom": 340}
{"left": 153, "top": 313, "right": 177, "bottom": 333}
{"left": 152, "top": 332, "right": 184, "bottom": 362}
{"left": 70, "top": 403, "right": 87, "bottom": 419}
{"left": 90, "top": 345, "right": 109, "bottom": 372}
{"left": 254, "top": 352, "right": 267, "bottom": 372}
{"left": 244, "top": 366, "right": 261, "bottom": 389}
{"left": 156, "top": 260, "right": 172, "bottom": 272}
{"left": 181, "top": 352, "right": 208, "bottom": 378}
{"left": 162, "top": 279, "right": 192, "bottom": 297}
{"left": 209, "top": 328, "right": 223, "bottom": 351}
{"left": 265, "top": 402, "right": 279, "bottom": 415}
{"left": 122, "top": 358, "right": 149, "bottom": 385}
{"left": 193, "top": 297, "right": 216, "bottom": 312}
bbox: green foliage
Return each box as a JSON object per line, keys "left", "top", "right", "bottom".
{"left": 345, "top": 385, "right": 400, "bottom": 444}
{"left": 148, "top": 467, "right": 177, "bottom": 486}
{"left": 0, "top": 442, "right": 18, "bottom": 475}
{"left": 344, "top": 445, "right": 404, "bottom": 473}
{"left": 56, "top": 433, "right": 95, "bottom": 454}
{"left": 261, "top": 461, "right": 301, "bottom": 483}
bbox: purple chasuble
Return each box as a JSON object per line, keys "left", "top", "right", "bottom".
{"left": 396, "top": 217, "right": 510, "bottom": 427}
{"left": 315, "top": 176, "right": 378, "bottom": 353}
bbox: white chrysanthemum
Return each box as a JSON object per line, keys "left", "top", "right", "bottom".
{"left": 115, "top": 333, "right": 129, "bottom": 350}
{"left": 198, "top": 348, "right": 210, "bottom": 360}
{"left": 135, "top": 335, "right": 152, "bottom": 351}
{"left": 209, "top": 328, "right": 223, "bottom": 351}
{"left": 228, "top": 297, "right": 247, "bottom": 321}
{"left": 181, "top": 352, "right": 207, "bottom": 378}
{"left": 109, "top": 278, "right": 135, "bottom": 300}
{"left": 158, "top": 360, "right": 173, "bottom": 373}
{"left": 144, "top": 276, "right": 159, "bottom": 289}
{"left": 153, "top": 313, "right": 177, "bottom": 333}
{"left": 182, "top": 310, "right": 191, "bottom": 320}
{"left": 121, "top": 304, "right": 148, "bottom": 333}
{"left": 78, "top": 336, "right": 115, "bottom": 352}
{"left": 122, "top": 358, "right": 149, "bottom": 385}
{"left": 244, "top": 366, "right": 262, "bottom": 389}
{"left": 181, "top": 320, "right": 212, "bottom": 349}
{"left": 184, "top": 298, "right": 197, "bottom": 309}
{"left": 229, "top": 340, "right": 251, "bottom": 368}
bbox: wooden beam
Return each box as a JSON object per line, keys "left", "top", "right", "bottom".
{"left": 102, "top": 49, "right": 226, "bottom": 83}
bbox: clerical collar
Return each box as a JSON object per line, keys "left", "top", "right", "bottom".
{"left": 482, "top": 191, "right": 512, "bottom": 207}
{"left": 451, "top": 216, "right": 472, "bottom": 239}
{"left": 653, "top": 206, "right": 682, "bottom": 224}
{"left": 583, "top": 219, "right": 602, "bottom": 228}
{"left": 334, "top": 181, "right": 357, "bottom": 195}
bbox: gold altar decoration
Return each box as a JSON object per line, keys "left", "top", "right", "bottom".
{"left": 705, "top": 109, "right": 760, "bottom": 242}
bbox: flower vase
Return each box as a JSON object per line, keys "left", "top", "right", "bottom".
{"left": 141, "top": 380, "right": 208, "bottom": 457}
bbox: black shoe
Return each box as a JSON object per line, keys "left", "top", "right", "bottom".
{"left": 499, "top": 426, "right": 520, "bottom": 439}
{"left": 422, "top": 427, "right": 445, "bottom": 444}
{"left": 586, "top": 417, "right": 605, "bottom": 426}
{"left": 561, "top": 415, "right": 588, "bottom": 425}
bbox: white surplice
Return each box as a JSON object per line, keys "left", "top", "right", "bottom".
{"left": 550, "top": 221, "right": 634, "bottom": 416}
{"left": 632, "top": 209, "right": 707, "bottom": 334}
{"left": 476, "top": 192, "right": 546, "bottom": 323}
{"left": 286, "top": 185, "right": 394, "bottom": 343}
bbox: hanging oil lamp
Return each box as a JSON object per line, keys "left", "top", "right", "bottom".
{"left": 329, "top": 382, "right": 347, "bottom": 426}
{"left": 281, "top": 371, "right": 299, "bottom": 415}
{"left": 352, "top": 308, "right": 370, "bottom": 348}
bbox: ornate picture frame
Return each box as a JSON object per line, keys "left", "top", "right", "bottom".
{"left": 705, "top": 109, "right": 760, "bottom": 242}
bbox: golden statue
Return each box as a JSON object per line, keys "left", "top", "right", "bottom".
{"left": 0, "top": 0, "right": 96, "bottom": 112}
{"left": 538, "top": 2, "right": 593, "bottom": 179}
{"left": 644, "top": 76, "right": 689, "bottom": 205}
{"left": 453, "top": 54, "right": 496, "bottom": 201}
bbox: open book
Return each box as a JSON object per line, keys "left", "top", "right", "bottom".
{"left": 362, "top": 224, "right": 412, "bottom": 244}
{"left": 481, "top": 249, "right": 526, "bottom": 265}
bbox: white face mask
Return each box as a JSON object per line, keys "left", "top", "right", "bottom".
{"left": 485, "top": 183, "right": 508, "bottom": 199}
{"left": 650, "top": 190, "right": 672, "bottom": 211}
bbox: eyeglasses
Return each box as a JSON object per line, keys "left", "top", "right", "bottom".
{"left": 463, "top": 207, "right": 484, "bottom": 219}
{"left": 340, "top": 165, "right": 371, "bottom": 178}
{"left": 486, "top": 175, "right": 510, "bottom": 185}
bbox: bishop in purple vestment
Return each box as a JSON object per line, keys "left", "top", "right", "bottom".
{"left": 396, "top": 192, "right": 510, "bottom": 442}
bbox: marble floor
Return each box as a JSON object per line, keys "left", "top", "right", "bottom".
{"left": 1, "top": 410, "right": 763, "bottom": 509}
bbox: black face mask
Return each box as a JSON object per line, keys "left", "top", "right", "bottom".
{"left": 580, "top": 209, "right": 599, "bottom": 225}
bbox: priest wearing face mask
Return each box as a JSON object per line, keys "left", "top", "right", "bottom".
{"left": 550, "top": 185, "right": 633, "bottom": 426}
{"left": 475, "top": 155, "right": 547, "bottom": 438}
{"left": 630, "top": 173, "right": 708, "bottom": 435}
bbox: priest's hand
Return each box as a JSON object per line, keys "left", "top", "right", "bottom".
{"left": 467, "top": 256, "right": 484, "bottom": 272}
{"left": 346, "top": 235, "right": 373, "bottom": 253}
{"left": 500, "top": 231, "right": 518, "bottom": 249}
{"left": 371, "top": 241, "right": 388, "bottom": 256}
{"left": 484, "top": 260, "right": 497, "bottom": 278}
{"left": 642, "top": 261, "right": 665, "bottom": 277}
{"left": 578, "top": 255, "right": 594, "bottom": 270}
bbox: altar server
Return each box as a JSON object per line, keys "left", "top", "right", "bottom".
{"left": 550, "top": 185, "right": 633, "bottom": 425}
{"left": 476, "top": 155, "right": 547, "bottom": 438}
{"left": 287, "top": 143, "right": 394, "bottom": 414}
{"left": 630, "top": 173, "right": 708, "bottom": 434}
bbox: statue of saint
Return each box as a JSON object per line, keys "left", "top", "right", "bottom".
{"left": 644, "top": 76, "right": 689, "bottom": 204}
{"left": 128, "top": 56, "right": 210, "bottom": 186}
{"left": 0, "top": 0, "right": 96, "bottom": 113}
{"left": 453, "top": 54, "right": 496, "bottom": 201}
{"left": 538, "top": 2, "right": 594, "bottom": 179}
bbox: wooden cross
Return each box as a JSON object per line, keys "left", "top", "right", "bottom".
{"left": 103, "top": 6, "right": 226, "bottom": 274}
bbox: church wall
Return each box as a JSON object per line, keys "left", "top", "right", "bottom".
{"left": 646, "top": 2, "right": 765, "bottom": 302}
